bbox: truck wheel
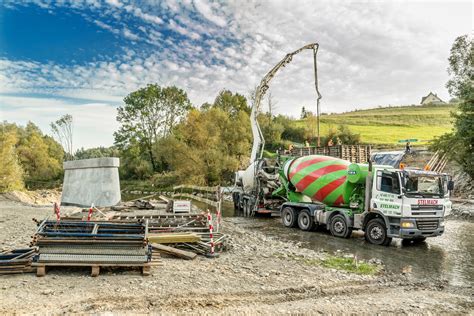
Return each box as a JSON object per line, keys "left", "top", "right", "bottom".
{"left": 329, "top": 214, "right": 352, "bottom": 238}
{"left": 282, "top": 207, "right": 297, "bottom": 228}
{"left": 365, "top": 218, "right": 392, "bottom": 246}
{"left": 232, "top": 193, "right": 240, "bottom": 211}
{"left": 244, "top": 200, "right": 250, "bottom": 217}
{"left": 298, "top": 210, "right": 315, "bottom": 231}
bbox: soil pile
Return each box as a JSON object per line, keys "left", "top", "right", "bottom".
{"left": 0, "top": 190, "right": 62, "bottom": 206}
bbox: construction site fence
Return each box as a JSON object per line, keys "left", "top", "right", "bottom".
{"left": 171, "top": 185, "right": 222, "bottom": 211}
{"left": 279, "top": 145, "right": 372, "bottom": 163}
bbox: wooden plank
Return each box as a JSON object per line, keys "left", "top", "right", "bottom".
{"left": 91, "top": 265, "right": 100, "bottom": 277}
{"left": 142, "top": 265, "right": 151, "bottom": 276}
{"left": 36, "top": 265, "right": 46, "bottom": 277}
{"left": 158, "top": 195, "right": 170, "bottom": 203}
{"left": 151, "top": 243, "right": 197, "bottom": 260}
{"left": 148, "top": 233, "right": 201, "bottom": 244}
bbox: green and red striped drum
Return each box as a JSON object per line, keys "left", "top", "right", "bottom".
{"left": 283, "top": 155, "right": 367, "bottom": 207}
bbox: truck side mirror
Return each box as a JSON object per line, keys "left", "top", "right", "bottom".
{"left": 447, "top": 180, "right": 454, "bottom": 191}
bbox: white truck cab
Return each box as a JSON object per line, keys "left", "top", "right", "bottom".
{"left": 364, "top": 166, "right": 452, "bottom": 245}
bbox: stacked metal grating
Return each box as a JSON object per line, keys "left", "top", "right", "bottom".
{"left": 112, "top": 213, "right": 210, "bottom": 233}
{"left": 112, "top": 214, "right": 228, "bottom": 257}
{"left": 0, "top": 248, "right": 37, "bottom": 274}
{"left": 31, "top": 219, "right": 153, "bottom": 276}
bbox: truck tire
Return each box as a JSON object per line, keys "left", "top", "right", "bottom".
{"left": 329, "top": 214, "right": 352, "bottom": 238}
{"left": 298, "top": 210, "right": 315, "bottom": 231}
{"left": 243, "top": 199, "right": 250, "bottom": 217}
{"left": 365, "top": 218, "right": 392, "bottom": 246}
{"left": 232, "top": 193, "right": 240, "bottom": 211}
{"left": 282, "top": 207, "right": 297, "bottom": 228}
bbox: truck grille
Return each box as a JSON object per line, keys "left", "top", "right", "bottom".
{"left": 411, "top": 205, "right": 442, "bottom": 216}
{"left": 412, "top": 210, "right": 437, "bottom": 216}
{"left": 416, "top": 219, "right": 439, "bottom": 231}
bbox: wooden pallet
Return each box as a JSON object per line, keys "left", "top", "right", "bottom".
{"left": 32, "top": 260, "right": 160, "bottom": 277}
{"left": 289, "top": 145, "right": 371, "bottom": 163}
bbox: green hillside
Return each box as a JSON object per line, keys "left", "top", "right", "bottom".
{"left": 295, "top": 103, "right": 457, "bottom": 145}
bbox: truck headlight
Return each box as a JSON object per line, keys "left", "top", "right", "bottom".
{"left": 401, "top": 221, "right": 415, "bottom": 228}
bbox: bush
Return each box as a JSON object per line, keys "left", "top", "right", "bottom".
{"left": 0, "top": 130, "right": 24, "bottom": 192}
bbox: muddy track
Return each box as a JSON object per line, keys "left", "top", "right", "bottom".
{"left": 61, "top": 279, "right": 456, "bottom": 313}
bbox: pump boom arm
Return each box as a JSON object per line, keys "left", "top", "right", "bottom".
{"left": 249, "top": 43, "right": 321, "bottom": 163}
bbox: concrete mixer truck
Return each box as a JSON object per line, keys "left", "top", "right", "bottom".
{"left": 232, "top": 42, "right": 453, "bottom": 245}
{"left": 274, "top": 155, "right": 453, "bottom": 245}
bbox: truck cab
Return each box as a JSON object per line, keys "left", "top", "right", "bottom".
{"left": 363, "top": 167, "right": 452, "bottom": 245}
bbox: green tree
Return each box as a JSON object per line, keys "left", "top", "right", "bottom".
{"left": 322, "top": 125, "right": 360, "bottom": 146}
{"left": 304, "top": 113, "right": 318, "bottom": 144}
{"left": 17, "top": 122, "right": 63, "bottom": 181}
{"left": 153, "top": 103, "right": 252, "bottom": 186}
{"left": 0, "top": 121, "right": 63, "bottom": 190}
{"left": 276, "top": 115, "right": 306, "bottom": 143}
{"left": 432, "top": 34, "right": 473, "bottom": 179}
{"left": 115, "top": 84, "right": 192, "bottom": 172}
{"left": 336, "top": 125, "right": 361, "bottom": 145}
{"left": 258, "top": 113, "right": 284, "bottom": 150}
{"left": 203, "top": 90, "right": 250, "bottom": 116}
{"left": 120, "top": 141, "right": 153, "bottom": 179}
{"left": 74, "top": 146, "right": 120, "bottom": 160}
{"left": 0, "top": 129, "right": 24, "bottom": 192}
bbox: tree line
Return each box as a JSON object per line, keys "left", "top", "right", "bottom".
{"left": 1, "top": 34, "right": 470, "bottom": 192}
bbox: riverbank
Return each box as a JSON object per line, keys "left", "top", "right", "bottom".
{"left": 0, "top": 199, "right": 472, "bottom": 314}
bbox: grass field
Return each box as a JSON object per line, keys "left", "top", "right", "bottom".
{"left": 295, "top": 103, "right": 457, "bottom": 145}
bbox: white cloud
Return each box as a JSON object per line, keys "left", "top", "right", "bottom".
{"left": 1, "top": 96, "right": 119, "bottom": 149}
{"left": 193, "top": 0, "right": 227, "bottom": 27}
{"left": 93, "top": 20, "right": 119, "bottom": 34}
{"left": 1, "top": 0, "right": 471, "bottom": 148}
{"left": 122, "top": 27, "right": 140, "bottom": 41}
{"left": 105, "top": 0, "right": 122, "bottom": 8}
{"left": 168, "top": 19, "right": 201, "bottom": 40}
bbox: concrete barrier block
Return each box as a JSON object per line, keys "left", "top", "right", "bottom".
{"left": 61, "top": 157, "right": 121, "bottom": 207}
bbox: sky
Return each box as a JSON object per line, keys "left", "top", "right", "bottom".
{"left": 0, "top": 0, "right": 472, "bottom": 149}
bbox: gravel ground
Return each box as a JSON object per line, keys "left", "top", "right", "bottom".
{"left": 0, "top": 198, "right": 472, "bottom": 314}
{"left": 448, "top": 202, "right": 474, "bottom": 221}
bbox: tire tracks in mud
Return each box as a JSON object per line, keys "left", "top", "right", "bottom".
{"left": 62, "top": 279, "right": 443, "bottom": 313}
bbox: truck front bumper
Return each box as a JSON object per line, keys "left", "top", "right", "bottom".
{"left": 398, "top": 218, "right": 445, "bottom": 239}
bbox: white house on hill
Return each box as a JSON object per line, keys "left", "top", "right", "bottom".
{"left": 421, "top": 92, "right": 445, "bottom": 105}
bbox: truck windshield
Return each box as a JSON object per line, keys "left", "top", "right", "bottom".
{"left": 403, "top": 175, "right": 444, "bottom": 198}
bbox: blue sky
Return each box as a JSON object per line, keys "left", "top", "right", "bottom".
{"left": 0, "top": 0, "right": 472, "bottom": 149}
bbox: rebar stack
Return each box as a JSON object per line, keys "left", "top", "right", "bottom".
{"left": 0, "top": 248, "right": 37, "bottom": 274}
{"left": 31, "top": 219, "right": 153, "bottom": 276}
{"left": 112, "top": 214, "right": 210, "bottom": 233}
{"left": 112, "top": 214, "right": 228, "bottom": 257}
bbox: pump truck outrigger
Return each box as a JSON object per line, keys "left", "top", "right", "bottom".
{"left": 232, "top": 42, "right": 454, "bottom": 246}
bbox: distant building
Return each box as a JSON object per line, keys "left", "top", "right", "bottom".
{"left": 420, "top": 92, "right": 445, "bottom": 105}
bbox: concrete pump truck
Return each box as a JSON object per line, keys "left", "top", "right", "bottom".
{"left": 232, "top": 43, "right": 454, "bottom": 246}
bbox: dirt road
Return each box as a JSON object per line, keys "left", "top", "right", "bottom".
{"left": 0, "top": 199, "right": 472, "bottom": 314}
